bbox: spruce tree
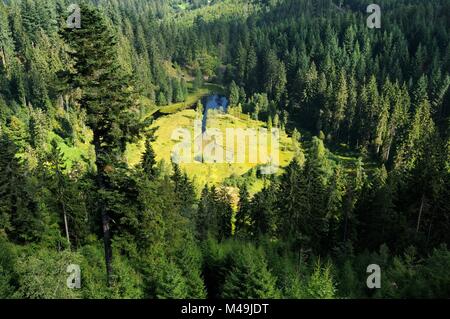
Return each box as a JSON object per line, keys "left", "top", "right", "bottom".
{"left": 196, "top": 185, "right": 211, "bottom": 241}
{"left": 235, "top": 184, "right": 251, "bottom": 239}
{"left": 142, "top": 139, "right": 157, "bottom": 178}
{"left": 60, "top": 4, "right": 143, "bottom": 285}
{"left": 221, "top": 244, "right": 280, "bottom": 298}
{"left": 229, "top": 80, "right": 240, "bottom": 106}
{"left": 277, "top": 158, "right": 308, "bottom": 247}
{"left": 303, "top": 137, "right": 332, "bottom": 251}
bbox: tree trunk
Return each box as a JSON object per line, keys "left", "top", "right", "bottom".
{"left": 93, "top": 133, "right": 113, "bottom": 286}
{"left": 343, "top": 209, "right": 349, "bottom": 242}
{"left": 426, "top": 220, "right": 433, "bottom": 246}
{"left": 0, "top": 47, "right": 7, "bottom": 72}
{"left": 384, "top": 142, "right": 391, "bottom": 163}
{"left": 64, "top": 95, "right": 70, "bottom": 112}
{"left": 416, "top": 194, "right": 425, "bottom": 234}
{"left": 101, "top": 207, "right": 113, "bottom": 286}
{"left": 62, "top": 200, "right": 71, "bottom": 249}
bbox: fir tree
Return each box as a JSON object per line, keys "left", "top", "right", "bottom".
{"left": 221, "top": 244, "right": 280, "bottom": 298}
{"left": 142, "top": 139, "right": 157, "bottom": 178}
{"left": 61, "top": 4, "right": 143, "bottom": 285}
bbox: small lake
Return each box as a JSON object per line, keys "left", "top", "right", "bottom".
{"left": 201, "top": 94, "right": 229, "bottom": 132}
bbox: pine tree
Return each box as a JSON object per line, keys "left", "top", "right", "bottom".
{"left": 46, "top": 140, "right": 71, "bottom": 248}
{"left": 250, "top": 180, "right": 278, "bottom": 239}
{"left": 175, "top": 241, "right": 207, "bottom": 298}
{"left": 291, "top": 128, "right": 305, "bottom": 165}
{"left": 235, "top": 43, "right": 247, "bottom": 84}
{"left": 173, "top": 78, "right": 185, "bottom": 103}
{"left": 381, "top": 81, "right": 409, "bottom": 162}
{"left": 374, "top": 84, "right": 390, "bottom": 157}
{"left": 367, "top": 76, "right": 380, "bottom": 148}
{"left": 142, "top": 139, "right": 157, "bottom": 178}
{"left": 344, "top": 74, "right": 357, "bottom": 144}
{"left": 273, "top": 113, "right": 280, "bottom": 128}
{"left": 0, "top": 133, "right": 45, "bottom": 244}
{"left": 325, "top": 165, "right": 347, "bottom": 248}
{"left": 214, "top": 187, "right": 234, "bottom": 240}
{"left": 229, "top": 80, "right": 240, "bottom": 106}
{"left": 61, "top": 4, "right": 143, "bottom": 285}
{"left": 196, "top": 184, "right": 212, "bottom": 241}
{"left": 235, "top": 185, "right": 251, "bottom": 239}
{"left": 155, "top": 260, "right": 188, "bottom": 299}
{"left": 157, "top": 91, "right": 167, "bottom": 106}
{"left": 193, "top": 67, "right": 203, "bottom": 90}
{"left": 221, "top": 244, "right": 280, "bottom": 298}
{"left": 331, "top": 69, "right": 348, "bottom": 139}
{"left": 0, "top": 135, "right": 16, "bottom": 234}
{"left": 171, "top": 163, "right": 196, "bottom": 219}
{"left": 239, "top": 86, "right": 247, "bottom": 104}
{"left": 303, "top": 137, "right": 333, "bottom": 251}
{"left": 342, "top": 157, "right": 366, "bottom": 242}
{"left": 0, "top": 3, "right": 14, "bottom": 75}
{"left": 395, "top": 82, "right": 435, "bottom": 172}
{"left": 302, "top": 261, "right": 336, "bottom": 299}
{"left": 263, "top": 50, "right": 286, "bottom": 102}
{"left": 277, "top": 158, "right": 308, "bottom": 247}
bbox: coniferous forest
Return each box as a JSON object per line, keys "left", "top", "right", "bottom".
{"left": 0, "top": 0, "right": 449, "bottom": 299}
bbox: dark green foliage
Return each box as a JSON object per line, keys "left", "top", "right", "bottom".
{"left": 277, "top": 158, "right": 308, "bottom": 246}
{"left": 0, "top": 235, "right": 16, "bottom": 298}
{"left": 235, "top": 184, "right": 251, "bottom": 239}
{"left": 0, "top": 133, "right": 46, "bottom": 244}
{"left": 0, "top": 0, "right": 448, "bottom": 300}
{"left": 221, "top": 243, "right": 280, "bottom": 299}
{"left": 195, "top": 185, "right": 234, "bottom": 241}
{"left": 141, "top": 139, "right": 157, "bottom": 178}
{"left": 193, "top": 67, "right": 203, "bottom": 90}
{"left": 60, "top": 3, "right": 145, "bottom": 285}
{"left": 44, "top": 140, "right": 90, "bottom": 248}
{"left": 247, "top": 176, "right": 279, "bottom": 239}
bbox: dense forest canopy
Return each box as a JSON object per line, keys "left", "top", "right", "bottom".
{"left": 0, "top": 0, "right": 449, "bottom": 299}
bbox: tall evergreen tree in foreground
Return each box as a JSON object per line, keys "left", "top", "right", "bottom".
{"left": 60, "top": 4, "right": 143, "bottom": 285}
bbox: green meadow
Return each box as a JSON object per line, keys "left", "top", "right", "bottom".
{"left": 125, "top": 108, "right": 295, "bottom": 192}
